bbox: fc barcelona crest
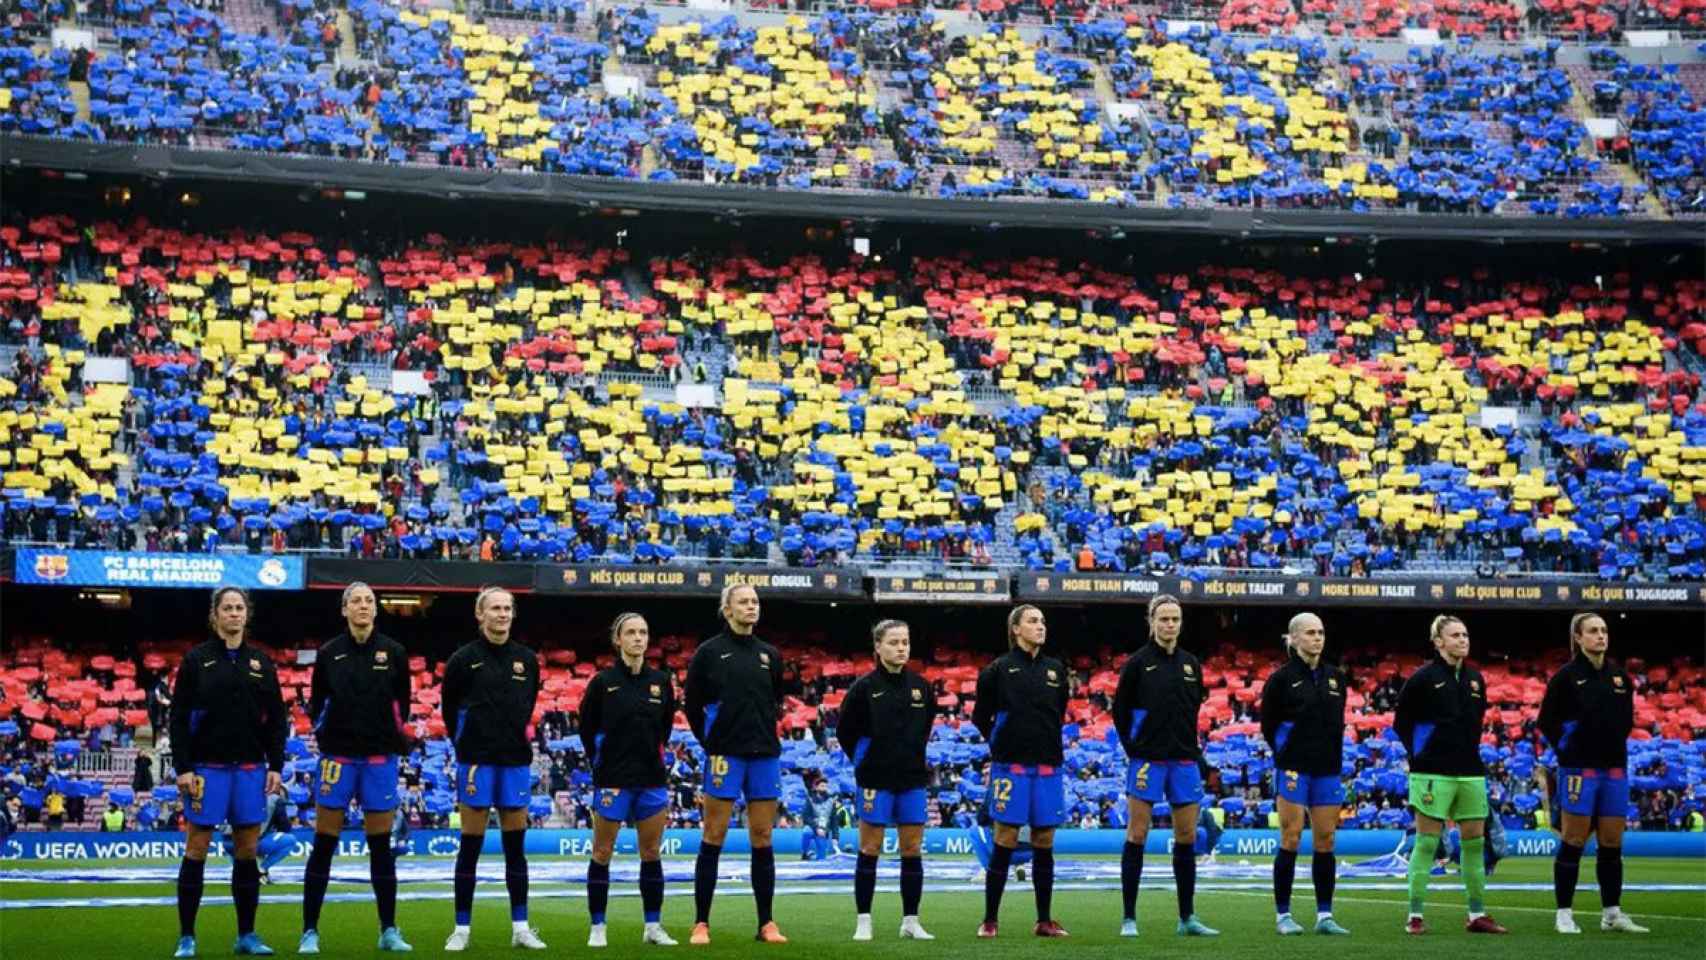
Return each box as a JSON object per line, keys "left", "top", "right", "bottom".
{"left": 759, "top": 652, "right": 771, "bottom": 666}
{"left": 911, "top": 688, "right": 923, "bottom": 702}
{"left": 375, "top": 650, "right": 388, "bottom": 664}
{"left": 651, "top": 684, "right": 662, "bottom": 696}
{"left": 513, "top": 661, "right": 524, "bottom": 674}
{"left": 32, "top": 554, "right": 68, "bottom": 581}
{"left": 249, "top": 658, "right": 261, "bottom": 671}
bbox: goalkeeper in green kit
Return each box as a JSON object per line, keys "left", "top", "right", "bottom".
{"left": 1393, "top": 615, "right": 1507, "bottom": 936}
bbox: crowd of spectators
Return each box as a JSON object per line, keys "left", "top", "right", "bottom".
{"left": 1, "top": 207, "right": 1703, "bottom": 577}
{"left": 3, "top": 1, "right": 1702, "bottom": 214}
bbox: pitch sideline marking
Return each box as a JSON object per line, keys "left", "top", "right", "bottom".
{"left": 1212, "top": 889, "right": 1706, "bottom": 923}
{"left": 6, "top": 879, "right": 1705, "bottom": 916}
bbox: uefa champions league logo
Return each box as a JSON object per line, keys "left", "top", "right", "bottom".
{"left": 427, "top": 835, "right": 460, "bottom": 856}
{"left": 2, "top": 839, "right": 23, "bottom": 860}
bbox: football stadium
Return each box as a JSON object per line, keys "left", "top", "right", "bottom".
{"left": 0, "top": 0, "right": 1704, "bottom": 956}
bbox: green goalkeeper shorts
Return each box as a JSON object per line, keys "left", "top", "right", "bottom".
{"left": 1407, "top": 774, "right": 1489, "bottom": 822}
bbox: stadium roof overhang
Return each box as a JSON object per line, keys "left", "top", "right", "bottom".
{"left": 6, "top": 135, "right": 1705, "bottom": 246}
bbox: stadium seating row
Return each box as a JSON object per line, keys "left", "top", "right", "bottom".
{"left": 1, "top": 213, "right": 1703, "bottom": 576}
{"left": 3, "top": 2, "right": 1702, "bottom": 215}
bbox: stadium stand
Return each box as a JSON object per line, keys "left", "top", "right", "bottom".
{"left": 1300, "top": 0, "right": 1524, "bottom": 40}
{"left": 3, "top": 1, "right": 1703, "bottom": 217}
{"left": 1, "top": 629, "right": 1701, "bottom": 838}
{"left": 1, "top": 210, "right": 1703, "bottom": 575}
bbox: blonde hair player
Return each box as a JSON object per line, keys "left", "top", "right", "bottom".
{"left": 440, "top": 587, "right": 545, "bottom": 951}
{"left": 682, "top": 585, "right": 790, "bottom": 944}
{"left": 1538, "top": 612, "right": 1648, "bottom": 934}
{"left": 1257, "top": 612, "right": 1351, "bottom": 936}
{"left": 1394, "top": 616, "right": 1506, "bottom": 935}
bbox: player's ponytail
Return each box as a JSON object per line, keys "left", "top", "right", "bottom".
{"left": 1146, "top": 594, "right": 1182, "bottom": 640}
{"left": 871, "top": 619, "right": 908, "bottom": 646}
{"left": 719, "top": 583, "right": 758, "bottom": 630}
{"left": 474, "top": 585, "right": 511, "bottom": 616}
{"left": 1285, "top": 612, "right": 1319, "bottom": 655}
{"left": 1568, "top": 611, "right": 1603, "bottom": 656}
{"left": 1428, "top": 614, "right": 1463, "bottom": 648}
{"left": 1006, "top": 605, "right": 1040, "bottom": 649}
{"left": 610, "top": 612, "right": 647, "bottom": 652}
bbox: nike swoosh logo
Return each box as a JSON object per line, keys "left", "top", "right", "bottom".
{"left": 1145, "top": 665, "right": 1158, "bottom": 672}
{"left": 1291, "top": 680, "right": 1304, "bottom": 687}
{"left": 1434, "top": 682, "right": 1446, "bottom": 688}
{"left": 1007, "top": 667, "right": 1020, "bottom": 673}
{"left": 607, "top": 685, "right": 620, "bottom": 692}
{"left": 470, "top": 663, "right": 482, "bottom": 669}
{"left": 872, "top": 692, "right": 884, "bottom": 698}
{"left": 203, "top": 660, "right": 216, "bottom": 667}
{"left": 1576, "top": 679, "right": 1588, "bottom": 685}
{"left": 334, "top": 654, "right": 348, "bottom": 661}
{"left": 721, "top": 653, "right": 733, "bottom": 659}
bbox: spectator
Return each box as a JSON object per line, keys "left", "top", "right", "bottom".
{"left": 44, "top": 787, "right": 66, "bottom": 830}
{"left": 133, "top": 751, "right": 155, "bottom": 795}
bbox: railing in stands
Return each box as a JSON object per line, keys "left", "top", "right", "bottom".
{"left": 74, "top": 747, "right": 137, "bottom": 775}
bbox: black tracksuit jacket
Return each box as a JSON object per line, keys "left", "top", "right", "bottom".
{"left": 836, "top": 665, "right": 935, "bottom": 791}
{"left": 308, "top": 631, "right": 412, "bottom": 757}
{"left": 440, "top": 637, "right": 540, "bottom": 766}
{"left": 579, "top": 661, "right": 678, "bottom": 788}
{"left": 169, "top": 640, "right": 287, "bottom": 773}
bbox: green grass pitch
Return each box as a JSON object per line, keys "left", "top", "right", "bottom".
{"left": 3, "top": 856, "right": 1702, "bottom": 959}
